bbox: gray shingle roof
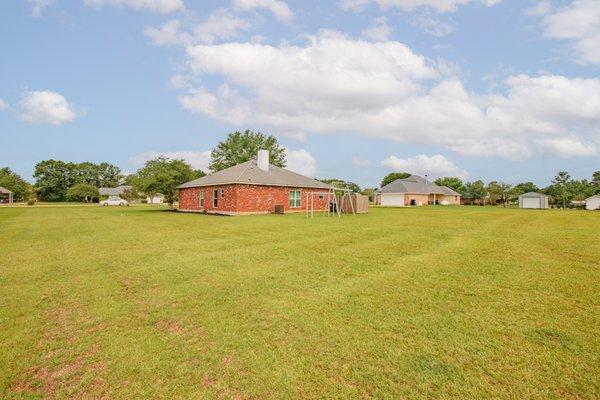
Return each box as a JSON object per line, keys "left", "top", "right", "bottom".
{"left": 178, "top": 160, "right": 332, "bottom": 190}
{"left": 99, "top": 185, "right": 132, "bottom": 196}
{"left": 519, "top": 192, "right": 547, "bottom": 198}
{"left": 380, "top": 175, "right": 461, "bottom": 196}
{"left": 0, "top": 186, "right": 12, "bottom": 194}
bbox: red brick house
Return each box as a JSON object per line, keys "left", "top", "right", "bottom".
{"left": 177, "top": 150, "right": 332, "bottom": 215}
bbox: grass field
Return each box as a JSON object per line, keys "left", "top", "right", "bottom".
{"left": 0, "top": 205, "right": 598, "bottom": 399}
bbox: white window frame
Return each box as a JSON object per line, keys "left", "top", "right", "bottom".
{"left": 220, "top": 189, "right": 225, "bottom": 199}
{"left": 200, "top": 190, "right": 204, "bottom": 207}
{"left": 289, "top": 190, "right": 302, "bottom": 208}
{"left": 213, "top": 189, "right": 219, "bottom": 208}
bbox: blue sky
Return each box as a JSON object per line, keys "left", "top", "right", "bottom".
{"left": 1, "top": 0, "right": 598, "bottom": 188}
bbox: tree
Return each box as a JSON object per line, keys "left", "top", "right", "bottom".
{"left": 34, "top": 160, "right": 77, "bottom": 201}
{"left": 487, "top": 181, "right": 512, "bottom": 207}
{"left": 434, "top": 177, "right": 466, "bottom": 195}
{"left": 67, "top": 183, "right": 100, "bottom": 203}
{"left": 209, "top": 130, "right": 286, "bottom": 172}
{"left": 0, "top": 167, "right": 33, "bottom": 202}
{"left": 552, "top": 171, "right": 571, "bottom": 210}
{"left": 380, "top": 172, "right": 411, "bottom": 188}
{"left": 320, "top": 179, "right": 361, "bottom": 193}
{"left": 362, "top": 188, "right": 376, "bottom": 202}
{"left": 513, "top": 182, "right": 539, "bottom": 196}
{"left": 96, "top": 162, "right": 123, "bottom": 187}
{"left": 134, "top": 157, "right": 197, "bottom": 208}
{"left": 593, "top": 171, "right": 600, "bottom": 191}
{"left": 464, "top": 180, "right": 486, "bottom": 205}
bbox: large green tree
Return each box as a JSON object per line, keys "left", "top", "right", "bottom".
{"left": 380, "top": 172, "right": 411, "bottom": 188}
{"left": 0, "top": 167, "right": 32, "bottom": 202}
{"left": 434, "top": 177, "right": 466, "bottom": 195}
{"left": 34, "top": 160, "right": 123, "bottom": 201}
{"left": 67, "top": 183, "right": 100, "bottom": 203}
{"left": 34, "top": 160, "right": 78, "bottom": 202}
{"left": 551, "top": 171, "right": 571, "bottom": 209}
{"left": 464, "top": 180, "right": 487, "bottom": 205}
{"left": 209, "top": 130, "right": 286, "bottom": 172}
{"left": 134, "top": 157, "right": 198, "bottom": 208}
{"left": 593, "top": 171, "right": 600, "bottom": 190}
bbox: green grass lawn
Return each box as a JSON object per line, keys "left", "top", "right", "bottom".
{"left": 1, "top": 205, "right": 598, "bottom": 399}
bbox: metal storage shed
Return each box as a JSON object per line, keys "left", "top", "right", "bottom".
{"left": 518, "top": 192, "right": 548, "bottom": 209}
{"left": 586, "top": 195, "right": 600, "bottom": 210}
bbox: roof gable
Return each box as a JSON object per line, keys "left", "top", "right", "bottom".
{"left": 178, "top": 160, "right": 332, "bottom": 190}
{"left": 380, "top": 175, "right": 459, "bottom": 195}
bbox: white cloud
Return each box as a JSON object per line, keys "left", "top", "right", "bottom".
{"left": 167, "top": 30, "right": 600, "bottom": 160}
{"left": 284, "top": 148, "right": 318, "bottom": 177}
{"left": 535, "top": 138, "right": 599, "bottom": 157}
{"left": 232, "top": 0, "right": 293, "bottom": 22}
{"left": 144, "top": 11, "right": 251, "bottom": 47}
{"left": 339, "top": 0, "right": 501, "bottom": 13}
{"left": 411, "top": 14, "right": 454, "bottom": 37}
{"left": 19, "top": 91, "right": 79, "bottom": 125}
{"left": 352, "top": 156, "right": 372, "bottom": 167}
{"left": 361, "top": 17, "right": 392, "bottom": 41}
{"left": 0, "top": 99, "right": 8, "bottom": 111}
{"left": 29, "top": 0, "right": 55, "bottom": 17}
{"left": 129, "top": 150, "right": 211, "bottom": 171}
{"left": 84, "top": 0, "right": 184, "bottom": 14}
{"left": 381, "top": 154, "right": 468, "bottom": 179}
{"left": 530, "top": 0, "right": 600, "bottom": 64}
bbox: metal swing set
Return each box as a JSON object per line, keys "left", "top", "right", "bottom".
{"left": 305, "top": 187, "right": 356, "bottom": 218}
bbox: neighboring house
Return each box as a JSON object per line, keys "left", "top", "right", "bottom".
{"left": 177, "top": 150, "right": 332, "bottom": 215}
{"left": 518, "top": 192, "right": 549, "bottom": 209}
{"left": 377, "top": 175, "right": 461, "bottom": 207}
{"left": 0, "top": 186, "right": 13, "bottom": 204}
{"left": 146, "top": 194, "right": 164, "bottom": 204}
{"left": 99, "top": 185, "right": 132, "bottom": 197}
{"left": 585, "top": 195, "right": 600, "bottom": 210}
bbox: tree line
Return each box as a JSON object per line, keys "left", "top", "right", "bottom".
{"left": 1, "top": 130, "right": 598, "bottom": 208}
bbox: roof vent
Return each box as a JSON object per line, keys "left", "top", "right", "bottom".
{"left": 257, "top": 149, "right": 269, "bottom": 171}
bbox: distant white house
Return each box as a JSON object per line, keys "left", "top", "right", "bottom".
{"left": 519, "top": 192, "right": 548, "bottom": 209}
{"left": 586, "top": 195, "right": 600, "bottom": 210}
{"left": 146, "top": 194, "right": 164, "bottom": 204}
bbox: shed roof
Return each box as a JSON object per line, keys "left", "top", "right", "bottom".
{"left": 519, "top": 192, "right": 548, "bottom": 198}
{"left": 178, "top": 160, "right": 332, "bottom": 190}
{"left": 379, "top": 175, "right": 461, "bottom": 196}
{"left": 0, "top": 186, "right": 12, "bottom": 194}
{"left": 586, "top": 194, "right": 600, "bottom": 201}
{"left": 99, "top": 185, "right": 132, "bottom": 196}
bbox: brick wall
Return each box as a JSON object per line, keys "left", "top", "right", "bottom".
{"left": 178, "top": 184, "right": 331, "bottom": 214}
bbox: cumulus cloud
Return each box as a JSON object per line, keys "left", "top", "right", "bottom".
{"left": 19, "top": 91, "right": 79, "bottom": 125}
{"left": 535, "top": 138, "right": 599, "bottom": 157}
{"left": 340, "top": 0, "right": 501, "bottom": 13}
{"left": 284, "top": 148, "right": 318, "bottom": 177}
{"left": 129, "top": 150, "right": 211, "bottom": 171}
{"left": 361, "top": 17, "right": 392, "bottom": 41}
{"left": 29, "top": 0, "right": 55, "bottom": 17}
{"left": 232, "top": 0, "right": 293, "bottom": 22}
{"left": 381, "top": 154, "right": 468, "bottom": 179}
{"left": 529, "top": 0, "right": 600, "bottom": 64}
{"left": 84, "top": 0, "right": 184, "bottom": 14}
{"left": 171, "top": 30, "right": 600, "bottom": 159}
{"left": 0, "top": 98, "right": 8, "bottom": 111}
{"left": 411, "top": 14, "right": 454, "bottom": 37}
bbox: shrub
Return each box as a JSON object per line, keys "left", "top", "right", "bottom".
{"left": 27, "top": 199, "right": 36, "bottom": 206}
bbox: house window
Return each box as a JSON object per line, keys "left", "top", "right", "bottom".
{"left": 200, "top": 190, "right": 204, "bottom": 207}
{"left": 213, "top": 189, "right": 218, "bottom": 208}
{"left": 289, "top": 190, "right": 301, "bottom": 208}
{"left": 220, "top": 189, "right": 225, "bottom": 198}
